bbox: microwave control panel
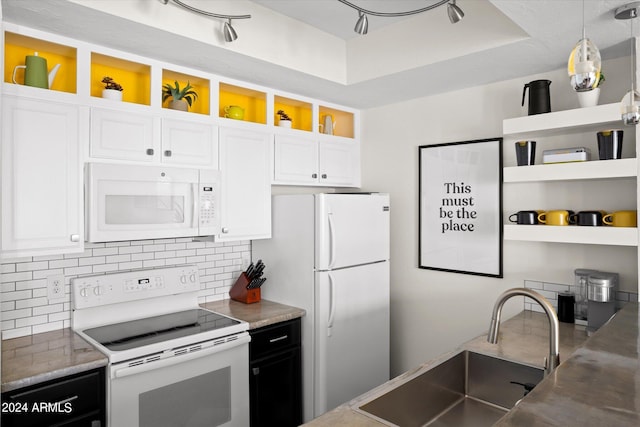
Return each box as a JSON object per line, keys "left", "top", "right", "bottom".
{"left": 198, "top": 170, "right": 221, "bottom": 234}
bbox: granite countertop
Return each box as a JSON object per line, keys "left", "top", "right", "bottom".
{"left": 1, "top": 299, "right": 304, "bottom": 394}
{"left": 201, "top": 298, "right": 306, "bottom": 330}
{"left": 306, "top": 309, "right": 593, "bottom": 426}
{"left": 1, "top": 328, "right": 108, "bottom": 393}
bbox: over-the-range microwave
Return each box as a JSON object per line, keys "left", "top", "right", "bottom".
{"left": 85, "top": 163, "right": 220, "bottom": 242}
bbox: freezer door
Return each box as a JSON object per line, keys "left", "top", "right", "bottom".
{"left": 316, "top": 193, "right": 390, "bottom": 270}
{"left": 314, "top": 262, "right": 390, "bottom": 417}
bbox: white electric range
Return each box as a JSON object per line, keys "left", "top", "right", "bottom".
{"left": 72, "top": 265, "right": 250, "bottom": 427}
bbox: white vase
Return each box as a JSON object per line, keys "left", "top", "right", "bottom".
{"left": 577, "top": 88, "right": 600, "bottom": 108}
{"left": 278, "top": 119, "right": 292, "bottom": 128}
{"left": 101, "top": 89, "right": 123, "bottom": 101}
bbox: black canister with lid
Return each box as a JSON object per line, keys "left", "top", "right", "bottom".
{"left": 557, "top": 292, "right": 575, "bottom": 323}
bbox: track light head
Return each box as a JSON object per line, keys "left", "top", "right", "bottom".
{"left": 447, "top": 0, "right": 464, "bottom": 24}
{"left": 223, "top": 19, "right": 238, "bottom": 42}
{"left": 354, "top": 12, "right": 369, "bottom": 35}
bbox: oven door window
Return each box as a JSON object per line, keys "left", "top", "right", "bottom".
{"left": 139, "top": 367, "right": 230, "bottom": 427}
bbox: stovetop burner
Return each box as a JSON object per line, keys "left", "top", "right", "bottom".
{"left": 83, "top": 309, "right": 240, "bottom": 352}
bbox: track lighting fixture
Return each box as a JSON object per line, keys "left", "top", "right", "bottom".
{"left": 162, "top": 0, "right": 251, "bottom": 42}
{"left": 447, "top": 0, "right": 465, "bottom": 24}
{"left": 223, "top": 19, "right": 238, "bottom": 42}
{"left": 354, "top": 12, "right": 369, "bottom": 35}
{"left": 337, "top": 0, "right": 464, "bottom": 35}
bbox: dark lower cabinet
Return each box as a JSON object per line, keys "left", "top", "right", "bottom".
{"left": 249, "top": 318, "right": 302, "bottom": 427}
{"left": 1, "top": 367, "right": 106, "bottom": 427}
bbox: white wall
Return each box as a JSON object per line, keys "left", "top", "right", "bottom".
{"left": 359, "top": 56, "right": 637, "bottom": 376}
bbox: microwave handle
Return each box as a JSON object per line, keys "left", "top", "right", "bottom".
{"left": 191, "top": 183, "right": 197, "bottom": 228}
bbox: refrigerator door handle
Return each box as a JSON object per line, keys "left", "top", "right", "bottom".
{"left": 328, "top": 212, "right": 336, "bottom": 269}
{"left": 327, "top": 272, "right": 336, "bottom": 337}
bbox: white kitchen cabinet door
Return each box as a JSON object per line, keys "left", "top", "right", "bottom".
{"left": 218, "top": 127, "right": 271, "bottom": 241}
{"left": 273, "top": 134, "right": 319, "bottom": 184}
{"left": 318, "top": 139, "right": 360, "bottom": 187}
{"left": 161, "top": 118, "right": 218, "bottom": 167}
{"left": 90, "top": 107, "right": 158, "bottom": 162}
{"left": 1, "top": 96, "right": 84, "bottom": 258}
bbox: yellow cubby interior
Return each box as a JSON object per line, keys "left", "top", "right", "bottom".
{"left": 91, "top": 53, "right": 151, "bottom": 105}
{"left": 162, "top": 69, "right": 210, "bottom": 115}
{"left": 219, "top": 82, "right": 266, "bottom": 124}
{"left": 274, "top": 95, "right": 313, "bottom": 131}
{"left": 319, "top": 106, "right": 354, "bottom": 138}
{"left": 4, "top": 31, "right": 77, "bottom": 93}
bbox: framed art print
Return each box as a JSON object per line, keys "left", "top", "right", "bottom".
{"left": 419, "top": 138, "right": 503, "bottom": 277}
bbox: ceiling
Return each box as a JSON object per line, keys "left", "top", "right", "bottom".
{"left": 1, "top": 0, "right": 638, "bottom": 108}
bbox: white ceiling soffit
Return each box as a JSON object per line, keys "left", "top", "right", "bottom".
{"left": 0, "top": 0, "right": 637, "bottom": 108}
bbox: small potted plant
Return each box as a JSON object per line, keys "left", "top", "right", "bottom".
{"left": 162, "top": 80, "right": 198, "bottom": 111}
{"left": 101, "top": 76, "right": 123, "bottom": 101}
{"left": 277, "top": 110, "right": 292, "bottom": 128}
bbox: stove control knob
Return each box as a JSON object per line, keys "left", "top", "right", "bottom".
{"left": 93, "top": 286, "right": 103, "bottom": 296}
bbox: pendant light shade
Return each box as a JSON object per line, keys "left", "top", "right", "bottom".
{"left": 616, "top": 2, "right": 640, "bottom": 125}
{"left": 567, "top": 37, "right": 602, "bottom": 92}
{"left": 223, "top": 19, "right": 238, "bottom": 42}
{"left": 354, "top": 12, "right": 369, "bottom": 35}
{"left": 447, "top": 1, "right": 464, "bottom": 24}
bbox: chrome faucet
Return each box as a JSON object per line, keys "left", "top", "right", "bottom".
{"left": 487, "top": 288, "right": 560, "bottom": 376}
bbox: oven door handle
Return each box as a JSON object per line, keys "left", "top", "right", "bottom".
{"left": 112, "top": 333, "right": 250, "bottom": 379}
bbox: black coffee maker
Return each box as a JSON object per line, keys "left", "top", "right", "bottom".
{"left": 522, "top": 80, "right": 551, "bottom": 115}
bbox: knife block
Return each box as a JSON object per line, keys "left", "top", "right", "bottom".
{"left": 229, "top": 272, "right": 261, "bottom": 304}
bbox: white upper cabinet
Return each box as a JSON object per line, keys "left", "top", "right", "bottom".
{"left": 161, "top": 118, "right": 218, "bottom": 167}
{"left": 1, "top": 96, "right": 84, "bottom": 258}
{"left": 273, "top": 134, "right": 360, "bottom": 187}
{"left": 218, "top": 127, "right": 271, "bottom": 241}
{"left": 90, "top": 108, "right": 158, "bottom": 162}
{"left": 318, "top": 137, "right": 360, "bottom": 187}
{"left": 89, "top": 108, "right": 218, "bottom": 168}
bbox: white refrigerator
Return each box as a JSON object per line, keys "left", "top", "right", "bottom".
{"left": 252, "top": 193, "right": 390, "bottom": 422}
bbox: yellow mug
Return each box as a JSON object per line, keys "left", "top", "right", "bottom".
{"left": 603, "top": 210, "right": 637, "bottom": 227}
{"left": 538, "top": 210, "right": 570, "bottom": 226}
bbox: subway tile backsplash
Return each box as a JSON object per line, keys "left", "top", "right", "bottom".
{"left": 1, "top": 238, "right": 250, "bottom": 340}
{"left": 523, "top": 280, "right": 638, "bottom": 314}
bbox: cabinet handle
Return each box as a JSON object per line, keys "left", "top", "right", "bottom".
{"left": 56, "top": 395, "right": 79, "bottom": 405}
{"left": 70, "top": 234, "right": 80, "bottom": 242}
{"left": 321, "top": 174, "right": 327, "bottom": 179}
{"left": 312, "top": 173, "right": 318, "bottom": 178}
{"left": 269, "top": 335, "right": 288, "bottom": 343}
{"left": 222, "top": 227, "right": 229, "bottom": 234}
{"left": 146, "top": 148, "right": 154, "bottom": 155}
{"left": 164, "top": 150, "right": 172, "bottom": 157}
{"left": 252, "top": 367, "right": 260, "bottom": 376}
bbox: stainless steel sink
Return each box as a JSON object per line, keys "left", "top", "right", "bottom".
{"left": 355, "top": 350, "right": 544, "bottom": 427}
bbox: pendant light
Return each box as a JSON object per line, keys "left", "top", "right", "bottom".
{"left": 447, "top": 0, "right": 465, "bottom": 24}
{"left": 354, "top": 11, "right": 369, "bottom": 35}
{"left": 615, "top": 2, "right": 640, "bottom": 126}
{"left": 567, "top": 0, "right": 601, "bottom": 92}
